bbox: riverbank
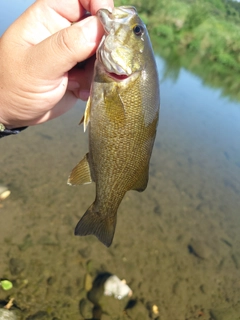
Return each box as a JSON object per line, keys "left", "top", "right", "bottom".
{"left": 115, "top": 0, "right": 240, "bottom": 101}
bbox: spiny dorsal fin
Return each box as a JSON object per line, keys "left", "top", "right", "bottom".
{"left": 79, "top": 96, "right": 91, "bottom": 132}
{"left": 67, "top": 153, "right": 93, "bottom": 185}
{"left": 75, "top": 203, "right": 117, "bottom": 247}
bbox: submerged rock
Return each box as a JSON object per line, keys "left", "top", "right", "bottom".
{"left": 188, "top": 239, "right": 213, "bottom": 259}
{"left": 84, "top": 273, "right": 93, "bottom": 292}
{"left": 79, "top": 298, "right": 92, "bottom": 319}
{"left": 210, "top": 306, "right": 240, "bottom": 320}
{"left": 9, "top": 258, "right": 26, "bottom": 276}
{"left": 126, "top": 300, "right": 149, "bottom": 320}
{"left": 0, "top": 309, "right": 18, "bottom": 320}
{"left": 103, "top": 275, "right": 132, "bottom": 299}
{"left": 26, "top": 311, "right": 50, "bottom": 320}
{"left": 87, "top": 273, "right": 132, "bottom": 319}
{"left": 0, "top": 185, "right": 11, "bottom": 201}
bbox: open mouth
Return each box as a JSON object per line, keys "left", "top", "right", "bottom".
{"left": 107, "top": 72, "right": 129, "bottom": 81}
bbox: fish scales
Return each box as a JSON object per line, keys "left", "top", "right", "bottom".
{"left": 68, "top": 6, "right": 160, "bottom": 247}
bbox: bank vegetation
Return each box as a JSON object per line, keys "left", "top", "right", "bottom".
{"left": 115, "top": 0, "right": 240, "bottom": 101}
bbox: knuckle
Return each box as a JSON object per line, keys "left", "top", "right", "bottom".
{"left": 57, "top": 28, "right": 76, "bottom": 56}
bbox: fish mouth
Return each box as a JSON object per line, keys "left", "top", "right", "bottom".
{"left": 97, "top": 35, "right": 132, "bottom": 78}
{"left": 97, "top": 7, "right": 137, "bottom": 34}
{"left": 106, "top": 72, "right": 129, "bottom": 81}
{"left": 98, "top": 45, "right": 132, "bottom": 80}
{"left": 97, "top": 7, "right": 139, "bottom": 81}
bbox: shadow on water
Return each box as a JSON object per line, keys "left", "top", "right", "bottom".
{"left": 1, "top": 2, "right": 240, "bottom": 320}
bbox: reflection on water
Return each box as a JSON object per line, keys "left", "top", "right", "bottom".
{"left": 154, "top": 39, "right": 240, "bottom": 103}
{"left": 1, "top": 2, "right": 240, "bottom": 320}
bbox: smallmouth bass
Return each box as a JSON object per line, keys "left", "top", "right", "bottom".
{"left": 68, "top": 6, "right": 160, "bottom": 247}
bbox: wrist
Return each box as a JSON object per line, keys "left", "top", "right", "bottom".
{"left": 0, "top": 123, "right": 28, "bottom": 138}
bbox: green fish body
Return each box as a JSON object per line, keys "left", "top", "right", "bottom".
{"left": 68, "top": 6, "right": 160, "bottom": 247}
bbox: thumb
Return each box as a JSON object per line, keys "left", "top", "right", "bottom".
{"left": 28, "top": 16, "right": 103, "bottom": 80}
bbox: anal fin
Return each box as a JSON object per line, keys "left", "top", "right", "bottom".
{"left": 67, "top": 153, "right": 93, "bottom": 185}
{"left": 132, "top": 167, "right": 149, "bottom": 192}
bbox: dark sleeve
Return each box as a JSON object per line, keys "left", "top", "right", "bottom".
{"left": 0, "top": 126, "right": 28, "bottom": 138}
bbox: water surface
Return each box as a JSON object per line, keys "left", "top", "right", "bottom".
{"left": 0, "top": 2, "right": 240, "bottom": 320}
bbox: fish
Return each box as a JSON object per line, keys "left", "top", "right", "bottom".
{"left": 68, "top": 6, "right": 160, "bottom": 247}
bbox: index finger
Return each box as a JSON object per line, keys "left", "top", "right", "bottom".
{"left": 45, "top": 0, "right": 114, "bottom": 22}
{"left": 82, "top": 0, "right": 114, "bottom": 15}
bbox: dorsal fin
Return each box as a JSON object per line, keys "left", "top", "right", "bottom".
{"left": 79, "top": 96, "right": 91, "bottom": 132}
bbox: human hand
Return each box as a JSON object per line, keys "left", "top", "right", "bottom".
{"left": 0, "top": 0, "right": 113, "bottom": 128}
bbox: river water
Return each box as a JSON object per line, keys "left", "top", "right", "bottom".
{"left": 0, "top": 2, "right": 240, "bottom": 320}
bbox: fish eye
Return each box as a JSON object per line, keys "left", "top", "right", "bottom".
{"left": 133, "top": 25, "right": 144, "bottom": 36}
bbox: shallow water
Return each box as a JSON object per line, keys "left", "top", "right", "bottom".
{"left": 1, "top": 3, "right": 240, "bottom": 320}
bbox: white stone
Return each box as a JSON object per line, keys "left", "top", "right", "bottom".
{"left": 103, "top": 275, "right": 132, "bottom": 300}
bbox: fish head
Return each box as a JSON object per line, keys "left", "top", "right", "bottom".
{"left": 97, "top": 6, "right": 150, "bottom": 78}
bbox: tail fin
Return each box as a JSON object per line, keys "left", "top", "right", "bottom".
{"left": 74, "top": 204, "right": 117, "bottom": 247}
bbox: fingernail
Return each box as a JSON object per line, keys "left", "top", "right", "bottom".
{"left": 79, "top": 90, "right": 90, "bottom": 101}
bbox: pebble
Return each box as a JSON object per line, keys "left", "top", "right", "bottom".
{"left": 188, "top": 239, "right": 213, "bottom": 259}
{"left": 84, "top": 273, "right": 93, "bottom": 292}
{"left": 97, "top": 295, "right": 127, "bottom": 318}
{"left": 210, "top": 305, "right": 240, "bottom": 320}
{"left": 9, "top": 258, "right": 26, "bottom": 276}
{"left": 0, "top": 309, "right": 18, "bottom": 320}
{"left": 126, "top": 300, "right": 149, "bottom": 320}
{"left": 0, "top": 185, "right": 11, "bottom": 200}
{"left": 26, "top": 311, "right": 50, "bottom": 320}
{"left": 103, "top": 275, "right": 132, "bottom": 299}
{"left": 87, "top": 273, "right": 110, "bottom": 305}
{"left": 86, "top": 260, "right": 93, "bottom": 273}
{"left": 47, "top": 276, "right": 56, "bottom": 286}
{"left": 87, "top": 274, "right": 128, "bottom": 318}
{"left": 78, "top": 246, "right": 92, "bottom": 259}
{"left": 79, "top": 298, "right": 93, "bottom": 319}
{"left": 231, "top": 253, "right": 239, "bottom": 269}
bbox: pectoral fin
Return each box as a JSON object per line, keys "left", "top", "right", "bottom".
{"left": 79, "top": 96, "right": 91, "bottom": 132}
{"left": 104, "top": 91, "right": 126, "bottom": 123}
{"left": 67, "top": 153, "right": 93, "bottom": 185}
